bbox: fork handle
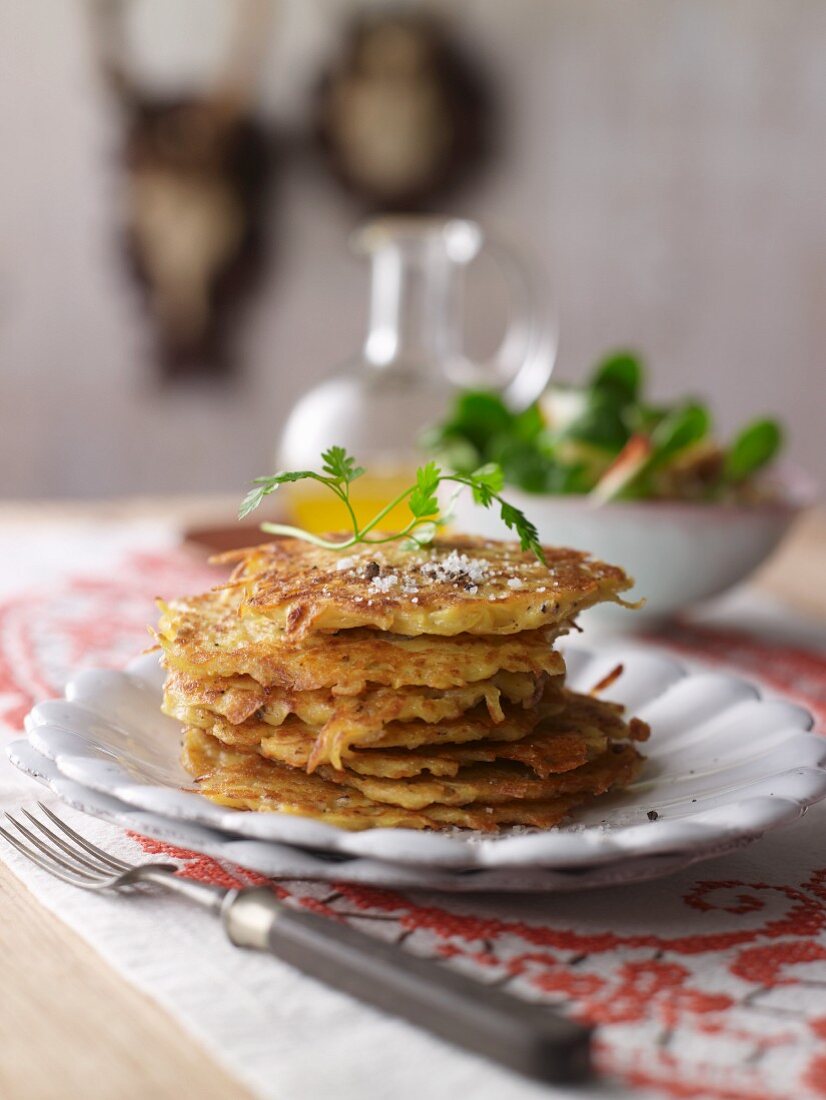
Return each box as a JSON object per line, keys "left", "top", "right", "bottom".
{"left": 222, "top": 886, "right": 592, "bottom": 1085}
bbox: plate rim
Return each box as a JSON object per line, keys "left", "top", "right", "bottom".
{"left": 7, "top": 737, "right": 780, "bottom": 894}
{"left": 13, "top": 643, "right": 826, "bottom": 871}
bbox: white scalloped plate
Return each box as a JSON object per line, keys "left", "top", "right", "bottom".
{"left": 10, "top": 740, "right": 743, "bottom": 892}
{"left": 13, "top": 643, "right": 826, "bottom": 881}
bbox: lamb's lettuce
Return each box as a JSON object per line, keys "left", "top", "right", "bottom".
{"left": 426, "top": 352, "right": 783, "bottom": 502}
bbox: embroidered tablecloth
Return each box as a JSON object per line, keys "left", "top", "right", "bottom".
{"left": 2, "top": 519, "right": 826, "bottom": 1100}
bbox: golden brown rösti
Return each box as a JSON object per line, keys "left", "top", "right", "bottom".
{"left": 156, "top": 589, "right": 565, "bottom": 691}
{"left": 181, "top": 727, "right": 626, "bottom": 832}
{"left": 215, "top": 535, "right": 634, "bottom": 638}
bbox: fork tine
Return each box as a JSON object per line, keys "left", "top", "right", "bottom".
{"left": 4, "top": 813, "right": 105, "bottom": 881}
{"left": 19, "top": 809, "right": 117, "bottom": 875}
{"left": 36, "top": 802, "right": 133, "bottom": 873}
{"left": 0, "top": 824, "right": 105, "bottom": 888}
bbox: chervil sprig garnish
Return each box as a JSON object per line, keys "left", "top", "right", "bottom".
{"left": 239, "top": 446, "right": 546, "bottom": 564}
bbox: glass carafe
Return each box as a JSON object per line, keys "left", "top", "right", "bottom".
{"left": 278, "top": 216, "right": 554, "bottom": 532}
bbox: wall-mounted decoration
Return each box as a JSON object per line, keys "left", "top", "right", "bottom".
{"left": 313, "top": 10, "right": 494, "bottom": 212}
{"left": 90, "top": 0, "right": 273, "bottom": 380}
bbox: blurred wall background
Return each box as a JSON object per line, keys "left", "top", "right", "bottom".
{"left": 1, "top": 0, "right": 824, "bottom": 499}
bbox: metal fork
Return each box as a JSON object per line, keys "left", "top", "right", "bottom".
{"left": 0, "top": 803, "right": 592, "bottom": 1085}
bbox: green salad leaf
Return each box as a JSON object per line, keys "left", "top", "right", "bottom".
{"left": 425, "top": 349, "right": 783, "bottom": 503}
{"left": 592, "top": 350, "right": 643, "bottom": 402}
{"left": 648, "top": 402, "right": 711, "bottom": 467}
{"left": 555, "top": 387, "right": 632, "bottom": 453}
{"left": 725, "top": 419, "right": 783, "bottom": 482}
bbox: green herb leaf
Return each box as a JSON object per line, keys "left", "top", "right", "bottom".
{"left": 320, "top": 445, "right": 365, "bottom": 485}
{"left": 252, "top": 471, "right": 315, "bottom": 485}
{"left": 408, "top": 460, "right": 441, "bottom": 519}
{"left": 239, "top": 453, "right": 547, "bottom": 564}
{"left": 472, "top": 463, "right": 505, "bottom": 492}
{"left": 499, "top": 501, "right": 546, "bottom": 565}
{"left": 238, "top": 470, "right": 318, "bottom": 519}
{"left": 467, "top": 462, "right": 505, "bottom": 506}
{"left": 725, "top": 419, "right": 783, "bottom": 482}
{"left": 239, "top": 485, "right": 268, "bottom": 520}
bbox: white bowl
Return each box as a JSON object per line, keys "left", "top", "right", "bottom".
{"left": 450, "top": 465, "right": 816, "bottom": 628}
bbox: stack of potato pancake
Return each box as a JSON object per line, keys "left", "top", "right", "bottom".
{"left": 156, "top": 536, "right": 649, "bottom": 831}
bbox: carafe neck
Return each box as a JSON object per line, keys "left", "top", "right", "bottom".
{"left": 363, "top": 240, "right": 459, "bottom": 375}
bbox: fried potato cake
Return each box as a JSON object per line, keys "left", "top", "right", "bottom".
{"left": 181, "top": 728, "right": 615, "bottom": 832}
{"left": 162, "top": 668, "right": 547, "bottom": 733}
{"left": 230, "top": 702, "right": 562, "bottom": 775}
{"left": 435, "top": 728, "right": 604, "bottom": 779}
{"left": 156, "top": 589, "right": 565, "bottom": 691}
{"left": 165, "top": 533, "right": 646, "bottom": 833}
{"left": 546, "top": 689, "right": 651, "bottom": 745}
{"left": 393, "top": 691, "right": 649, "bottom": 779}
{"left": 199, "top": 691, "right": 553, "bottom": 771}
{"left": 172, "top": 681, "right": 646, "bottom": 771}
{"left": 264, "top": 722, "right": 607, "bottom": 780}
{"left": 215, "top": 535, "right": 633, "bottom": 638}
{"left": 319, "top": 743, "right": 643, "bottom": 810}
{"left": 193, "top": 685, "right": 645, "bottom": 779}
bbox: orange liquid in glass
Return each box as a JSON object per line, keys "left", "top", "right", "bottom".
{"left": 285, "top": 469, "right": 419, "bottom": 535}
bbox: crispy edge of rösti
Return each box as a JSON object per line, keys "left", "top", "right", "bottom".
{"left": 213, "top": 535, "right": 634, "bottom": 637}
{"left": 180, "top": 727, "right": 632, "bottom": 832}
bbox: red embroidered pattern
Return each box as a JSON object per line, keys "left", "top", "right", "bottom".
{"left": 3, "top": 549, "right": 826, "bottom": 1100}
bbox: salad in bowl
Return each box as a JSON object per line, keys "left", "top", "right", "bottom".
{"left": 426, "top": 352, "right": 813, "bottom": 626}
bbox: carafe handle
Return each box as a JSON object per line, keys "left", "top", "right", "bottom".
{"left": 445, "top": 221, "right": 556, "bottom": 408}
